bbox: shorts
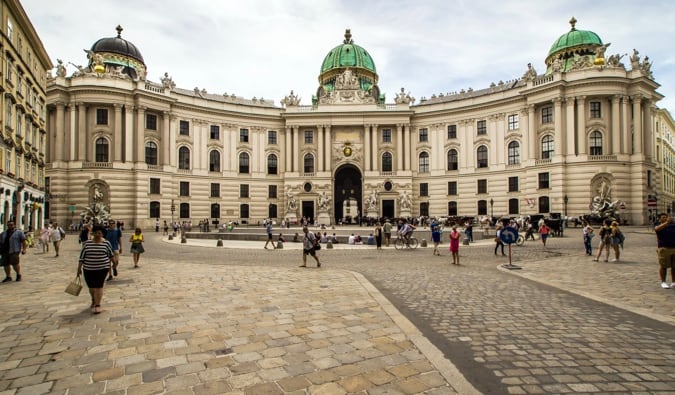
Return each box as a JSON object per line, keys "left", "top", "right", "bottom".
{"left": 657, "top": 247, "right": 675, "bottom": 270}
{"left": 83, "top": 268, "right": 109, "bottom": 288}
{"left": 303, "top": 248, "right": 316, "bottom": 256}
{"left": 267, "top": 233, "right": 273, "bottom": 240}
{"left": 1, "top": 253, "right": 20, "bottom": 266}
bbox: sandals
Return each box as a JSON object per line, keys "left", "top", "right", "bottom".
{"left": 93, "top": 305, "right": 102, "bottom": 314}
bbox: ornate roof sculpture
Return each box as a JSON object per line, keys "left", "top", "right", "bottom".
{"left": 315, "top": 29, "right": 383, "bottom": 105}
{"left": 545, "top": 17, "right": 605, "bottom": 74}
{"left": 87, "top": 25, "right": 147, "bottom": 80}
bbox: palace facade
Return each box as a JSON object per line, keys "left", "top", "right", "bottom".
{"left": 44, "top": 19, "right": 665, "bottom": 228}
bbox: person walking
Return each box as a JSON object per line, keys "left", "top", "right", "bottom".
{"left": 163, "top": 220, "right": 169, "bottom": 236}
{"left": 50, "top": 222, "right": 65, "bottom": 257}
{"left": 449, "top": 225, "right": 461, "bottom": 265}
{"left": 78, "top": 224, "right": 90, "bottom": 246}
{"left": 374, "top": 222, "right": 383, "bottom": 250}
{"left": 383, "top": 219, "right": 392, "bottom": 247}
{"left": 264, "top": 220, "right": 276, "bottom": 249}
{"left": 105, "top": 220, "right": 123, "bottom": 281}
{"left": 539, "top": 222, "right": 550, "bottom": 247}
{"left": 129, "top": 228, "right": 145, "bottom": 268}
{"left": 593, "top": 219, "right": 612, "bottom": 262}
{"left": 78, "top": 225, "right": 113, "bottom": 314}
{"left": 38, "top": 224, "right": 50, "bottom": 253}
{"left": 299, "top": 226, "right": 321, "bottom": 268}
{"left": 494, "top": 222, "right": 505, "bottom": 256}
{"left": 155, "top": 219, "right": 160, "bottom": 233}
{"left": 582, "top": 221, "right": 594, "bottom": 256}
{"left": 609, "top": 221, "right": 622, "bottom": 262}
{"left": 464, "top": 221, "right": 473, "bottom": 243}
{"left": 431, "top": 220, "right": 441, "bottom": 256}
{"left": 655, "top": 213, "right": 675, "bottom": 289}
{"left": 0, "top": 221, "right": 27, "bottom": 282}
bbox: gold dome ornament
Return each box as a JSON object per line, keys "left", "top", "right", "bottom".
{"left": 93, "top": 63, "right": 106, "bottom": 73}
{"left": 343, "top": 146, "right": 352, "bottom": 157}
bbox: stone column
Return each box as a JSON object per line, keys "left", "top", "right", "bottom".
{"left": 644, "top": 101, "right": 653, "bottom": 158}
{"left": 622, "top": 96, "right": 631, "bottom": 154}
{"left": 54, "top": 102, "right": 65, "bottom": 161}
{"left": 135, "top": 106, "right": 145, "bottom": 163}
{"left": 77, "top": 103, "right": 87, "bottom": 161}
{"left": 488, "top": 116, "right": 498, "bottom": 165}
{"left": 324, "top": 125, "right": 332, "bottom": 171}
{"left": 124, "top": 105, "right": 134, "bottom": 162}
{"left": 404, "top": 124, "right": 411, "bottom": 171}
{"left": 576, "top": 96, "right": 587, "bottom": 155}
{"left": 632, "top": 95, "right": 643, "bottom": 154}
{"left": 292, "top": 126, "right": 299, "bottom": 172}
{"left": 371, "top": 124, "right": 379, "bottom": 171}
{"left": 169, "top": 116, "right": 177, "bottom": 167}
{"left": 161, "top": 112, "right": 171, "bottom": 165}
{"left": 611, "top": 95, "right": 621, "bottom": 155}
{"left": 114, "top": 104, "right": 123, "bottom": 162}
{"left": 317, "top": 125, "right": 324, "bottom": 172}
{"left": 565, "top": 97, "right": 575, "bottom": 156}
{"left": 459, "top": 120, "right": 469, "bottom": 168}
{"left": 528, "top": 106, "right": 536, "bottom": 159}
{"left": 520, "top": 108, "right": 529, "bottom": 161}
{"left": 396, "top": 124, "right": 403, "bottom": 171}
{"left": 68, "top": 103, "right": 76, "bottom": 161}
{"left": 553, "top": 98, "right": 563, "bottom": 157}
{"left": 364, "top": 124, "right": 371, "bottom": 171}
{"left": 285, "top": 126, "right": 292, "bottom": 172}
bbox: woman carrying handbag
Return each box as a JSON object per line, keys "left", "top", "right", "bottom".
{"left": 129, "top": 228, "right": 145, "bottom": 268}
{"left": 78, "top": 225, "right": 113, "bottom": 314}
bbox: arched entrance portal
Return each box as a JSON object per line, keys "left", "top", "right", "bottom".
{"left": 334, "top": 164, "right": 362, "bottom": 224}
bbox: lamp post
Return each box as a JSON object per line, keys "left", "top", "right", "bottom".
{"left": 169, "top": 199, "right": 176, "bottom": 239}
{"left": 564, "top": 195, "right": 569, "bottom": 217}
{"left": 489, "top": 198, "right": 494, "bottom": 219}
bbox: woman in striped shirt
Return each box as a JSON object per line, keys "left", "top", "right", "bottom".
{"left": 78, "top": 225, "right": 113, "bottom": 314}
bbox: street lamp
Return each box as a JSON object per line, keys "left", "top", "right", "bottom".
{"left": 564, "top": 195, "right": 569, "bottom": 217}
{"left": 169, "top": 199, "right": 176, "bottom": 239}
{"left": 489, "top": 198, "right": 494, "bottom": 219}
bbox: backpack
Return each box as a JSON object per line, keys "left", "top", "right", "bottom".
{"left": 617, "top": 230, "right": 626, "bottom": 244}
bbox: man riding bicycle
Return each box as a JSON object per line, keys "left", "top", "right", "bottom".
{"left": 397, "top": 220, "right": 416, "bottom": 245}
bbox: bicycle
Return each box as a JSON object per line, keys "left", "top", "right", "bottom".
{"left": 395, "top": 235, "right": 419, "bottom": 250}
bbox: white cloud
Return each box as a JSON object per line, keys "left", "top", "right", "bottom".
{"left": 22, "top": 0, "right": 675, "bottom": 109}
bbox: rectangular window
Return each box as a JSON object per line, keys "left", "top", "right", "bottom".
{"left": 210, "top": 183, "right": 220, "bottom": 198}
{"left": 420, "top": 183, "right": 429, "bottom": 197}
{"left": 269, "top": 185, "right": 277, "bottom": 199}
{"left": 149, "top": 178, "right": 160, "bottom": 194}
{"left": 541, "top": 106, "right": 553, "bottom": 124}
{"left": 420, "top": 202, "right": 429, "bottom": 217}
{"left": 448, "top": 181, "right": 457, "bottom": 196}
{"left": 179, "top": 120, "right": 190, "bottom": 136}
{"left": 447, "top": 124, "right": 457, "bottom": 139}
{"left": 239, "top": 128, "right": 249, "bottom": 142}
{"left": 179, "top": 181, "right": 190, "bottom": 196}
{"left": 508, "top": 114, "right": 519, "bottom": 130}
{"left": 477, "top": 179, "right": 487, "bottom": 194}
{"left": 96, "top": 108, "right": 108, "bottom": 125}
{"left": 590, "top": 101, "right": 602, "bottom": 118}
{"left": 240, "top": 184, "right": 249, "bottom": 198}
{"left": 268, "top": 130, "right": 277, "bottom": 145}
{"left": 538, "top": 172, "right": 550, "bottom": 189}
{"left": 304, "top": 130, "right": 313, "bottom": 144}
{"left": 508, "top": 176, "right": 519, "bottom": 192}
{"left": 146, "top": 113, "right": 157, "bottom": 130}
{"left": 419, "top": 128, "right": 428, "bottom": 142}
{"left": 382, "top": 129, "right": 391, "bottom": 143}
{"left": 210, "top": 125, "right": 220, "bottom": 140}
{"left": 477, "top": 120, "right": 487, "bottom": 135}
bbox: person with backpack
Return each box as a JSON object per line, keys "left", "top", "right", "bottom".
{"left": 50, "top": 222, "right": 66, "bottom": 257}
{"left": 0, "top": 221, "right": 27, "bottom": 282}
{"left": 299, "top": 226, "right": 321, "bottom": 268}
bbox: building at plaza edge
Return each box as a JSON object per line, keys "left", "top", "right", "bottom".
{"left": 43, "top": 18, "right": 669, "bottom": 229}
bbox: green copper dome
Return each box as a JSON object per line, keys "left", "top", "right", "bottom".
{"left": 547, "top": 17, "right": 602, "bottom": 57}
{"left": 320, "top": 29, "right": 376, "bottom": 74}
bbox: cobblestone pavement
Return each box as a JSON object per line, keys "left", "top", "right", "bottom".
{"left": 0, "top": 226, "right": 673, "bottom": 394}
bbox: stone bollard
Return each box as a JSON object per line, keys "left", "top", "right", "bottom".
{"left": 217, "top": 238, "right": 223, "bottom": 247}
{"left": 276, "top": 241, "right": 283, "bottom": 249}
{"left": 181, "top": 234, "right": 187, "bottom": 244}
{"left": 168, "top": 234, "right": 173, "bottom": 240}
{"left": 463, "top": 238, "right": 470, "bottom": 245}
{"left": 420, "top": 239, "right": 428, "bottom": 247}
{"left": 327, "top": 241, "right": 334, "bottom": 249}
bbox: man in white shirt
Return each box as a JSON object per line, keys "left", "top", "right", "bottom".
{"left": 50, "top": 222, "right": 65, "bottom": 257}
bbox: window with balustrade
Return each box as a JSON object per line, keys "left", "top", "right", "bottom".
{"left": 477, "top": 145, "right": 488, "bottom": 168}
{"left": 447, "top": 149, "right": 458, "bottom": 170}
{"left": 145, "top": 141, "right": 157, "bottom": 165}
{"left": 238, "top": 152, "right": 249, "bottom": 173}
{"left": 508, "top": 141, "right": 520, "bottom": 164}
{"left": 589, "top": 131, "right": 603, "bottom": 155}
{"left": 381, "top": 152, "right": 392, "bottom": 172}
{"left": 95, "top": 137, "right": 109, "bottom": 162}
{"left": 304, "top": 153, "right": 314, "bottom": 174}
{"left": 541, "top": 135, "right": 554, "bottom": 159}
{"left": 267, "top": 154, "right": 278, "bottom": 174}
{"left": 209, "top": 150, "right": 221, "bottom": 172}
{"left": 419, "top": 151, "right": 429, "bottom": 172}
{"left": 178, "top": 147, "right": 190, "bottom": 169}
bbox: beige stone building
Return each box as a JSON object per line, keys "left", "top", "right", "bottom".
{"left": 655, "top": 108, "right": 675, "bottom": 217}
{"left": 0, "top": 0, "right": 51, "bottom": 231}
{"left": 45, "top": 19, "right": 664, "bottom": 229}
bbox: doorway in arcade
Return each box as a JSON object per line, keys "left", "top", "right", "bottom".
{"left": 301, "top": 201, "right": 314, "bottom": 224}
{"left": 334, "top": 164, "right": 362, "bottom": 224}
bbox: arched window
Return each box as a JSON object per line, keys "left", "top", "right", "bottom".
{"left": 145, "top": 141, "right": 157, "bottom": 165}
{"left": 178, "top": 147, "right": 190, "bottom": 170}
{"left": 149, "top": 201, "right": 160, "bottom": 218}
{"left": 448, "top": 201, "right": 457, "bottom": 216}
{"left": 507, "top": 141, "right": 520, "bottom": 165}
{"left": 508, "top": 198, "right": 519, "bottom": 214}
{"left": 240, "top": 203, "right": 250, "bottom": 219}
{"left": 267, "top": 154, "right": 278, "bottom": 175}
{"left": 303, "top": 153, "right": 314, "bottom": 174}
{"left": 268, "top": 204, "right": 278, "bottom": 219}
{"left": 238, "top": 152, "right": 250, "bottom": 173}
{"left": 538, "top": 196, "right": 550, "bottom": 213}
{"left": 477, "top": 200, "right": 488, "bottom": 215}
{"left": 209, "top": 150, "right": 221, "bottom": 172}
{"left": 381, "top": 152, "right": 393, "bottom": 172}
{"left": 210, "top": 203, "right": 220, "bottom": 219}
{"left": 418, "top": 151, "right": 429, "bottom": 173}
{"left": 589, "top": 131, "right": 603, "bottom": 155}
{"left": 447, "top": 149, "right": 458, "bottom": 170}
{"left": 179, "top": 202, "right": 190, "bottom": 219}
{"left": 420, "top": 202, "right": 429, "bottom": 216}
{"left": 477, "top": 145, "right": 488, "bottom": 168}
{"left": 541, "top": 135, "right": 554, "bottom": 159}
{"left": 95, "top": 137, "right": 109, "bottom": 162}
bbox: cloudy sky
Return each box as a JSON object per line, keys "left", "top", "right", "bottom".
{"left": 22, "top": 0, "right": 675, "bottom": 110}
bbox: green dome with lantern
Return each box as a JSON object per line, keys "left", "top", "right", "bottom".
{"left": 545, "top": 17, "right": 605, "bottom": 74}
{"left": 317, "top": 29, "right": 380, "bottom": 99}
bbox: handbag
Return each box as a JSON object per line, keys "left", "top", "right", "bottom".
{"left": 65, "top": 275, "right": 83, "bottom": 296}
